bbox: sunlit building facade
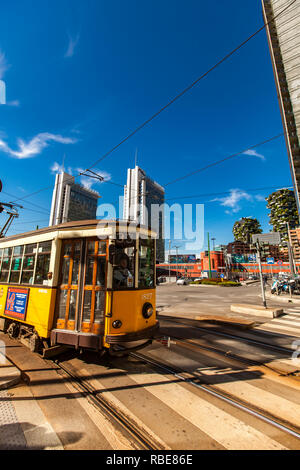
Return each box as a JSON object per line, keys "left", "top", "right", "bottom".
{"left": 262, "top": 0, "right": 300, "bottom": 213}
{"left": 49, "top": 172, "right": 99, "bottom": 226}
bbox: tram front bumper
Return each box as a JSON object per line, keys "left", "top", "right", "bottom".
{"left": 104, "top": 322, "right": 159, "bottom": 348}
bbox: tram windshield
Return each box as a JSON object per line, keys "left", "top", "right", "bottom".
{"left": 112, "top": 238, "right": 155, "bottom": 290}
{"left": 138, "top": 239, "right": 155, "bottom": 288}
{"left": 113, "top": 241, "right": 135, "bottom": 290}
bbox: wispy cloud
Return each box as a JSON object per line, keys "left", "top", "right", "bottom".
{"left": 0, "top": 50, "right": 20, "bottom": 106}
{"left": 212, "top": 188, "right": 265, "bottom": 214}
{"left": 243, "top": 149, "right": 265, "bottom": 161}
{"left": 0, "top": 132, "right": 77, "bottom": 159}
{"left": 50, "top": 161, "right": 73, "bottom": 174}
{"left": 64, "top": 33, "right": 80, "bottom": 58}
{"left": 6, "top": 99, "right": 20, "bottom": 107}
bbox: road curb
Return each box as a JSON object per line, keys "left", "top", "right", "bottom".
{"left": 231, "top": 304, "right": 283, "bottom": 318}
{"left": 157, "top": 312, "right": 256, "bottom": 329}
{"left": 265, "top": 292, "right": 300, "bottom": 304}
{"left": 0, "top": 351, "right": 21, "bottom": 391}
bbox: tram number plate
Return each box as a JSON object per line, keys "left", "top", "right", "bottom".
{"left": 4, "top": 287, "right": 29, "bottom": 320}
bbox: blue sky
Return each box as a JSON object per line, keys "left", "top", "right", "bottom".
{"left": 0, "top": 0, "right": 294, "bottom": 252}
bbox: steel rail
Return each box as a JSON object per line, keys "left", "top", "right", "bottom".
{"left": 54, "top": 359, "right": 165, "bottom": 451}
{"left": 156, "top": 335, "right": 277, "bottom": 369}
{"left": 159, "top": 316, "right": 294, "bottom": 355}
{"left": 130, "top": 351, "right": 300, "bottom": 441}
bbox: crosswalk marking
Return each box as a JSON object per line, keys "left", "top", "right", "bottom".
{"left": 128, "top": 370, "right": 287, "bottom": 450}
{"left": 271, "top": 318, "right": 300, "bottom": 326}
{"left": 80, "top": 368, "right": 171, "bottom": 450}
{"left": 255, "top": 308, "right": 300, "bottom": 337}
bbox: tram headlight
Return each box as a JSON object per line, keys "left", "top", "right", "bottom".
{"left": 142, "top": 302, "right": 154, "bottom": 319}
{"left": 112, "top": 320, "right": 122, "bottom": 329}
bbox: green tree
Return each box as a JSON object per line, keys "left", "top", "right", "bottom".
{"left": 233, "top": 217, "right": 262, "bottom": 244}
{"left": 266, "top": 189, "right": 298, "bottom": 242}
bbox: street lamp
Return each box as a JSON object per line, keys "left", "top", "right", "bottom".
{"left": 207, "top": 233, "right": 212, "bottom": 279}
{"left": 211, "top": 237, "right": 216, "bottom": 251}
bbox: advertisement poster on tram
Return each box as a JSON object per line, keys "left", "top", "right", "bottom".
{"left": 4, "top": 287, "right": 29, "bottom": 320}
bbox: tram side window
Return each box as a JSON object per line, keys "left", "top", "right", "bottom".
{"left": 21, "top": 244, "right": 37, "bottom": 284}
{"left": 0, "top": 247, "right": 11, "bottom": 283}
{"left": 138, "top": 239, "right": 155, "bottom": 288}
{"left": 34, "top": 241, "right": 52, "bottom": 285}
{"left": 9, "top": 246, "right": 24, "bottom": 284}
{"left": 113, "top": 242, "right": 135, "bottom": 290}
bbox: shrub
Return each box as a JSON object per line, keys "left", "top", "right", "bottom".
{"left": 190, "top": 279, "right": 241, "bottom": 287}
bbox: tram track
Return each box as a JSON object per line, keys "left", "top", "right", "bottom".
{"left": 153, "top": 332, "right": 297, "bottom": 378}
{"left": 158, "top": 315, "right": 295, "bottom": 355}
{"left": 155, "top": 334, "right": 283, "bottom": 372}
{"left": 129, "top": 350, "right": 300, "bottom": 441}
{"left": 53, "top": 358, "right": 166, "bottom": 451}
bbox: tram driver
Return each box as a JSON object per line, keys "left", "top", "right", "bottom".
{"left": 113, "top": 253, "right": 134, "bottom": 288}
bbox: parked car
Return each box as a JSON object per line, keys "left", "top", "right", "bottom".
{"left": 176, "top": 278, "right": 187, "bottom": 285}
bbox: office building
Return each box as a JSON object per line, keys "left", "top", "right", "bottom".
{"left": 123, "top": 166, "right": 165, "bottom": 262}
{"left": 49, "top": 172, "right": 100, "bottom": 226}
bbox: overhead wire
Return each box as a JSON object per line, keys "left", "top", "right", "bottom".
{"left": 7, "top": 0, "right": 296, "bottom": 207}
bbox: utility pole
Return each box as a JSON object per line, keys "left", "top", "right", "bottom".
{"left": 207, "top": 233, "right": 212, "bottom": 279}
{"left": 0, "top": 203, "right": 22, "bottom": 237}
{"left": 256, "top": 241, "right": 267, "bottom": 308}
{"left": 174, "top": 245, "right": 180, "bottom": 281}
{"left": 0, "top": 182, "right": 22, "bottom": 237}
{"left": 286, "top": 222, "right": 296, "bottom": 277}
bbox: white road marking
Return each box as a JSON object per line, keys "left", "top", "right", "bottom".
{"left": 268, "top": 318, "right": 300, "bottom": 326}
{"left": 63, "top": 379, "right": 135, "bottom": 450}
{"left": 80, "top": 368, "right": 171, "bottom": 450}
{"left": 11, "top": 385, "right": 63, "bottom": 450}
{"left": 256, "top": 322, "right": 300, "bottom": 335}
{"left": 128, "top": 370, "right": 287, "bottom": 450}
{"left": 193, "top": 366, "right": 300, "bottom": 429}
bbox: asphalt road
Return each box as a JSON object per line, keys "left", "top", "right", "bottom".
{"left": 156, "top": 283, "right": 286, "bottom": 322}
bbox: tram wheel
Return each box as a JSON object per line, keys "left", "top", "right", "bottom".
{"left": 108, "top": 346, "right": 129, "bottom": 357}
{"left": 29, "top": 333, "right": 41, "bottom": 353}
{"left": 7, "top": 322, "right": 19, "bottom": 339}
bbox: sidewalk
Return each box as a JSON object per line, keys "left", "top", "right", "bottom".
{"left": 0, "top": 332, "right": 119, "bottom": 450}
{"left": 0, "top": 345, "right": 63, "bottom": 450}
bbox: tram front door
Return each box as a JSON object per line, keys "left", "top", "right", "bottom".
{"left": 55, "top": 239, "right": 107, "bottom": 334}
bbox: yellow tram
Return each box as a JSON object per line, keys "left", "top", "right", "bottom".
{"left": 0, "top": 220, "right": 158, "bottom": 354}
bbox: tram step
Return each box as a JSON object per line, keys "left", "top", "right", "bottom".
{"left": 42, "top": 345, "right": 70, "bottom": 359}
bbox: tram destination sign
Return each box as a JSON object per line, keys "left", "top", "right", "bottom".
{"left": 4, "top": 287, "right": 29, "bottom": 320}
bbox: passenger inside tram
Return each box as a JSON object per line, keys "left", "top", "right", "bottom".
{"left": 113, "top": 253, "right": 133, "bottom": 288}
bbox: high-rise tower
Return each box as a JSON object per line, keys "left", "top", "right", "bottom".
{"left": 123, "top": 166, "right": 165, "bottom": 262}
{"left": 49, "top": 172, "right": 100, "bottom": 226}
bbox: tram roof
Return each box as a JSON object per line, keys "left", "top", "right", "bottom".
{"left": 0, "top": 219, "right": 157, "bottom": 244}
